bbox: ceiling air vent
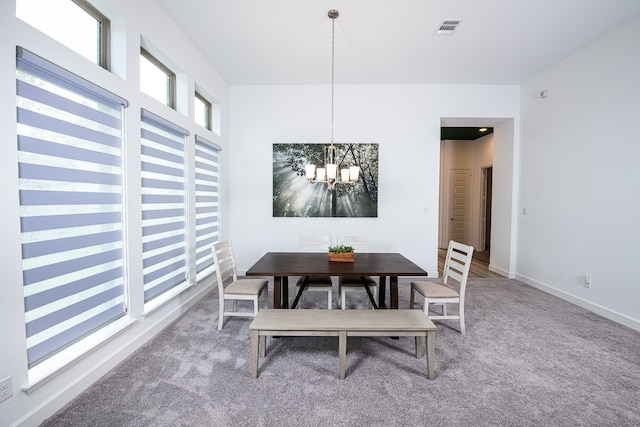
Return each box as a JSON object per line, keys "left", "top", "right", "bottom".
{"left": 435, "top": 20, "right": 462, "bottom": 35}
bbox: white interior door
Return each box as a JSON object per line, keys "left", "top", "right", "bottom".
{"left": 450, "top": 169, "right": 471, "bottom": 244}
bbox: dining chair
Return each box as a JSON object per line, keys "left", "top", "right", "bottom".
{"left": 212, "top": 240, "right": 269, "bottom": 330}
{"left": 409, "top": 240, "right": 474, "bottom": 334}
{"left": 296, "top": 235, "right": 333, "bottom": 309}
{"left": 336, "top": 235, "right": 377, "bottom": 309}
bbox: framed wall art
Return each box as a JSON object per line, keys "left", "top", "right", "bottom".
{"left": 273, "top": 143, "right": 378, "bottom": 217}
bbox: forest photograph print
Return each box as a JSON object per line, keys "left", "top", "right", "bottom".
{"left": 273, "top": 143, "right": 378, "bottom": 217}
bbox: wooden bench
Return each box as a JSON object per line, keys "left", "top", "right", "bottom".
{"left": 250, "top": 309, "right": 437, "bottom": 380}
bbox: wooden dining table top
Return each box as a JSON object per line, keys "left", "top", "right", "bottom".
{"left": 245, "top": 252, "right": 427, "bottom": 277}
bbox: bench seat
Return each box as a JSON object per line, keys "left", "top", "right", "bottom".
{"left": 249, "top": 309, "right": 437, "bottom": 380}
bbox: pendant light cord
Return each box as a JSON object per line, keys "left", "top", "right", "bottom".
{"left": 330, "top": 10, "right": 337, "bottom": 145}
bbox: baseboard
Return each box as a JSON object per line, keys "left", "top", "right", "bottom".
{"left": 488, "top": 264, "right": 515, "bottom": 279}
{"left": 515, "top": 273, "right": 640, "bottom": 332}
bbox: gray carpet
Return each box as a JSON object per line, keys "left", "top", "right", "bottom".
{"left": 42, "top": 278, "right": 640, "bottom": 426}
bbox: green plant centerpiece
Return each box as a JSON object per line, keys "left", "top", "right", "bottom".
{"left": 328, "top": 245, "right": 355, "bottom": 262}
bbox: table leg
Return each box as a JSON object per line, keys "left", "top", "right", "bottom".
{"left": 378, "top": 276, "right": 387, "bottom": 308}
{"left": 251, "top": 330, "right": 259, "bottom": 379}
{"left": 282, "top": 276, "right": 289, "bottom": 308}
{"left": 291, "top": 276, "right": 308, "bottom": 309}
{"left": 415, "top": 335, "right": 423, "bottom": 359}
{"left": 339, "top": 331, "right": 347, "bottom": 380}
{"left": 426, "top": 330, "right": 435, "bottom": 380}
{"left": 361, "top": 276, "right": 378, "bottom": 309}
{"left": 273, "top": 276, "right": 282, "bottom": 309}
{"left": 390, "top": 276, "right": 399, "bottom": 309}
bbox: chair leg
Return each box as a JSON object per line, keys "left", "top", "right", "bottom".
{"left": 409, "top": 287, "right": 415, "bottom": 309}
{"left": 443, "top": 304, "right": 448, "bottom": 316}
{"left": 459, "top": 304, "right": 465, "bottom": 335}
{"left": 341, "top": 289, "right": 346, "bottom": 310}
{"left": 218, "top": 298, "right": 225, "bottom": 330}
{"left": 264, "top": 288, "right": 269, "bottom": 310}
{"left": 327, "top": 290, "right": 332, "bottom": 309}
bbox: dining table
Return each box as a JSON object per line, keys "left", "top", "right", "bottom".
{"left": 245, "top": 252, "right": 427, "bottom": 309}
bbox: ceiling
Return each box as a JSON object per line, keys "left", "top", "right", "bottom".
{"left": 441, "top": 127, "right": 493, "bottom": 141}
{"left": 154, "top": 0, "right": 640, "bottom": 86}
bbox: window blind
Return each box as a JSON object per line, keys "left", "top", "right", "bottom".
{"left": 194, "top": 135, "right": 221, "bottom": 280}
{"left": 140, "top": 109, "right": 189, "bottom": 303}
{"left": 16, "top": 47, "right": 128, "bottom": 368}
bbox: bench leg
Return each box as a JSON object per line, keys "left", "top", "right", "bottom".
{"left": 251, "top": 330, "right": 259, "bottom": 379}
{"left": 339, "top": 331, "right": 347, "bottom": 380}
{"left": 415, "top": 335, "right": 423, "bottom": 359}
{"left": 426, "top": 330, "right": 435, "bottom": 380}
{"left": 260, "top": 335, "right": 266, "bottom": 358}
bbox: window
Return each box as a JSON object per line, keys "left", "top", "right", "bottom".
{"left": 16, "top": 47, "right": 128, "bottom": 372}
{"left": 194, "top": 92, "right": 211, "bottom": 130}
{"left": 140, "top": 48, "right": 175, "bottom": 108}
{"left": 16, "top": 0, "right": 110, "bottom": 69}
{"left": 140, "top": 109, "right": 189, "bottom": 308}
{"left": 194, "top": 135, "right": 221, "bottom": 280}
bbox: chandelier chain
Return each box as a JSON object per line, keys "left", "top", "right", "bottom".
{"left": 330, "top": 10, "right": 337, "bottom": 145}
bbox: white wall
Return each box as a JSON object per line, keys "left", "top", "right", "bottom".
{"left": 0, "top": 1, "right": 228, "bottom": 425}
{"left": 227, "top": 84, "right": 519, "bottom": 277}
{"left": 517, "top": 15, "right": 640, "bottom": 329}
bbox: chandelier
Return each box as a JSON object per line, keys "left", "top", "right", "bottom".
{"left": 305, "top": 9, "right": 360, "bottom": 190}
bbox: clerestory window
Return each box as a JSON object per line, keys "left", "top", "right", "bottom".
{"left": 140, "top": 48, "right": 176, "bottom": 108}
{"left": 16, "top": 0, "right": 110, "bottom": 69}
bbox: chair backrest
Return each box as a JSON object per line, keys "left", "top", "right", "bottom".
{"left": 336, "top": 235, "right": 369, "bottom": 253}
{"left": 212, "top": 240, "right": 238, "bottom": 291}
{"left": 442, "top": 240, "right": 474, "bottom": 293}
{"left": 299, "top": 235, "right": 332, "bottom": 252}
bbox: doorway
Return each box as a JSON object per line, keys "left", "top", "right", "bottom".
{"left": 439, "top": 118, "right": 515, "bottom": 278}
{"left": 438, "top": 125, "right": 494, "bottom": 253}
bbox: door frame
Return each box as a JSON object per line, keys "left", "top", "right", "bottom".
{"left": 439, "top": 117, "right": 516, "bottom": 278}
{"left": 480, "top": 165, "right": 493, "bottom": 252}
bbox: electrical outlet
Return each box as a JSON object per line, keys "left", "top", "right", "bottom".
{"left": 0, "top": 376, "right": 12, "bottom": 403}
{"left": 583, "top": 274, "right": 591, "bottom": 288}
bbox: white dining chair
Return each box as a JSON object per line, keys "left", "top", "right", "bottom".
{"left": 336, "top": 235, "right": 377, "bottom": 309}
{"left": 410, "top": 240, "right": 474, "bottom": 334}
{"left": 296, "top": 235, "right": 333, "bottom": 309}
{"left": 212, "top": 240, "right": 269, "bottom": 330}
